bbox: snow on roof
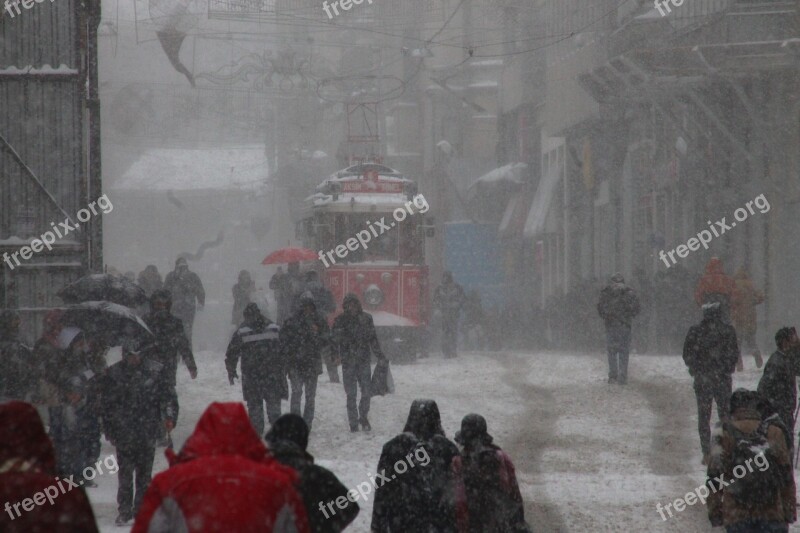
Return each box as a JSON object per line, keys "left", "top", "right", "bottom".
{"left": 311, "top": 193, "right": 409, "bottom": 209}
{"left": 470, "top": 162, "right": 527, "bottom": 190}
{"left": 0, "top": 64, "right": 78, "bottom": 76}
{"left": 111, "top": 146, "right": 269, "bottom": 191}
{"left": 524, "top": 163, "right": 562, "bottom": 238}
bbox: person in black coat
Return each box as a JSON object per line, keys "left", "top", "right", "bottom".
{"left": 371, "top": 399, "right": 459, "bottom": 533}
{"left": 332, "top": 293, "right": 386, "bottom": 432}
{"left": 99, "top": 340, "right": 177, "bottom": 526}
{"left": 265, "top": 414, "right": 359, "bottom": 533}
{"left": 597, "top": 273, "right": 641, "bottom": 384}
{"left": 758, "top": 326, "right": 800, "bottom": 448}
{"left": 280, "top": 292, "right": 330, "bottom": 429}
{"left": 0, "top": 310, "right": 34, "bottom": 401}
{"left": 142, "top": 290, "right": 197, "bottom": 389}
{"left": 163, "top": 257, "right": 205, "bottom": 348}
{"left": 226, "top": 303, "right": 286, "bottom": 435}
{"left": 683, "top": 302, "right": 740, "bottom": 462}
{"left": 231, "top": 270, "right": 256, "bottom": 326}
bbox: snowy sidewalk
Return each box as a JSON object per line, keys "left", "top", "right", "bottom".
{"left": 86, "top": 348, "right": 796, "bottom": 532}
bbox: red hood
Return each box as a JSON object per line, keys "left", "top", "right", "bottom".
{"left": 705, "top": 257, "right": 724, "bottom": 275}
{"left": 0, "top": 401, "right": 56, "bottom": 474}
{"left": 167, "top": 402, "right": 271, "bottom": 467}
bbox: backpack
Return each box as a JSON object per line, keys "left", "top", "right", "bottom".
{"left": 723, "top": 419, "right": 783, "bottom": 506}
{"left": 462, "top": 447, "right": 509, "bottom": 531}
{"left": 394, "top": 436, "right": 451, "bottom": 528}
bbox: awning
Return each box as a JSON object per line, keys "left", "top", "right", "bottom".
{"left": 523, "top": 163, "right": 562, "bottom": 238}
{"left": 469, "top": 162, "right": 526, "bottom": 191}
{"left": 499, "top": 181, "right": 535, "bottom": 238}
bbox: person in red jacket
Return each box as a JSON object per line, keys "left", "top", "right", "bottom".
{"left": 694, "top": 257, "right": 736, "bottom": 321}
{"left": 0, "top": 401, "right": 98, "bottom": 532}
{"left": 132, "top": 402, "right": 309, "bottom": 533}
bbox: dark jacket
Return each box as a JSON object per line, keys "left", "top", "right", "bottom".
{"left": 683, "top": 306, "right": 740, "bottom": 377}
{"left": 142, "top": 310, "right": 196, "bottom": 387}
{"left": 433, "top": 282, "right": 467, "bottom": 317}
{"left": 225, "top": 315, "right": 286, "bottom": 398}
{"left": 597, "top": 276, "right": 641, "bottom": 328}
{"left": 372, "top": 400, "right": 459, "bottom": 533}
{"left": 232, "top": 278, "right": 255, "bottom": 326}
{"left": 100, "top": 356, "right": 177, "bottom": 449}
{"left": 0, "top": 336, "right": 33, "bottom": 401}
{"left": 281, "top": 303, "right": 330, "bottom": 376}
{"left": 332, "top": 294, "right": 385, "bottom": 364}
{"left": 0, "top": 401, "right": 99, "bottom": 533}
{"left": 758, "top": 347, "right": 800, "bottom": 428}
{"left": 163, "top": 269, "right": 205, "bottom": 319}
{"left": 293, "top": 281, "right": 335, "bottom": 316}
{"left": 269, "top": 439, "right": 359, "bottom": 533}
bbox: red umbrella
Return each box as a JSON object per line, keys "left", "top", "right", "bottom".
{"left": 262, "top": 246, "right": 318, "bottom": 265}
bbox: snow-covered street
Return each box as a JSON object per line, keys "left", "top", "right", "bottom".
{"left": 82, "top": 348, "right": 795, "bottom": 532}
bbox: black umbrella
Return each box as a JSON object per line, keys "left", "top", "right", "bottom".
{"left": 58, "top": 274, "right": 147, "bottom": 307}
{"left": 61, "top": 301, "right": 153, "bottom": 347}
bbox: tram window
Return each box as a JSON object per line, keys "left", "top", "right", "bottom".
{"left": 334, "top": 214, "right": 398, "bottom": 263}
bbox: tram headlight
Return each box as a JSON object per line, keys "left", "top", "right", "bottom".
{"left": 364, "top": 284, "right": 384, "bottom": 307}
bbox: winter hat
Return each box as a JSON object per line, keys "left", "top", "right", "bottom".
{"left": 775, "top": 326, "right": 796, "bottom": 349}
{"left": 265, "top": 414, "right": 309, "bottom": 451}
{"left": 299, "top": 291, "right": 316, "bottom": 309}
{"left": 455, "top": 413, "right": 493, "bottom": 446}
{"left": 175, "top": 257, "right": 188, "bottom": 267}
{"left": 243, "top": 302, "right": 267, "bottom": 326}
{"left": 610, "top": 273, "right": 625, "bottom": 284}
{"left": 55, "top": 327, "right": 82, "bottom": 350}
{"left": 343, "top": 293, "right": 362, "bottom": 312}
{"left": 729, "top": 388, "right": 762, "bottom": 414}
{"left": 702, "top": 302, "right": 721, "bottom": 319}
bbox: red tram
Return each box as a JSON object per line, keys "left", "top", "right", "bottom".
{"left": 297, "top": 163, "right": 434, "bottom": 361}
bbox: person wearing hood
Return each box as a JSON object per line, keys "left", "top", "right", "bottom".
{"left": 683, "top": 302, "right": 740, "bottom": 463}
{"left": 371, "top": 399, "right": 459, "bottom": 533}
{"left": 137, "top": 265, "right": 163, "bottom": 315}
{"left": 452, "top": 414, "right": 527, "bottom": 533}
{"left": 433, "top": 271, "right": 467, "bottom": 358}
{"left": 332, "top": 293, "right": 386, "bottom": 432}
{"left": 297, "top": 270, "right": 338, "bottom": 382}
{"left": 695, "top": 257, "right": 735, "bottom": 321}
{"left": 281, "top": 292, "right": 331, "bottom": 428}
{"left": 758, "top": 327, "right": 800, "bottom": 449}
{"left": 0, "top": 310, "right": 33, "bottom": 401}
{"left": 0, "top": 401, "right": 99, "bottom": 532}
{"left": 99, "top": 339, "right": 178, "bottom": 525}
{"left": 706, "top": 389, "right": 796, "bottom": 532}
{"left": 597, "top": 274, "right": 641, "bottom": 385}
{"left": 226, "top": 302, "right": 286, "bottom": 435}
{"left": 731, "top": 267, "right": 765, "bottom": 370}
{"left": 232, "top": 269, "right": 256, "bottom": 326}
{"left": 163, "top": 257, "right": 205, "bottom": 348}
{"left": 265, "top": 413, "right": 359, "bottom": 532}
{"left": 132, "top": 402, "right": 310, "bottom": 533}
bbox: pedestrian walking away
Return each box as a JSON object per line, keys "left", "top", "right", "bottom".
{"left": 683, "top": 302, "right": 740, "bottom": 463}
{"left": 281, "top": 292, "right": 330, "bottom": 429}
{"left": 132, "top": 402, "right": 310, "bottom": 533}
{"left": 226, "top": 302, "right": 286, "bottom": 435}
{"left": 758, "top": 327, "right": 800, "bottom": 450}
{"left": 332, "top": 293, "right": 386, "bottom": 432}
{"left": 163, "top": 257, "right": 205, "bottom": 348}
{"left": 371, "top": 399, "right": 460, "bottom": 533}
{"left": 597, "top": 273, "right": 641, "bottom": 384}
{"left": 265, "top": 413, "right": 359, "bottom": 533}
{"left": 706, "top": 389, "right": 796, "bottom": 533}
{"left": 98, "top": 339, "right": 177, "bottom": 526}
{"left": 695, "top": 257, "right": 736, "bottom": 322}
{"left": 433, "top": 271, "right": 466, "bottom": 358}
{"left": 452, "top": 413, "right": 529, "bottom": 533}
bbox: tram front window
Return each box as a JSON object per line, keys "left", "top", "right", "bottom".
{"left": 335, "top": 213, "right": 398, "bottom": 263}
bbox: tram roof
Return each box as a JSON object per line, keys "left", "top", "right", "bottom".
{"left": 304, "top": 163, "right": 418, "bottom": 214}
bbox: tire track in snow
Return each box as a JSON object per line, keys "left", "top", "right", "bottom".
{"left": 489, "top": 351, "right": 568, "bottom": 532}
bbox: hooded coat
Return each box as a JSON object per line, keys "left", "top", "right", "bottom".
{"left": 597, "top": 275, "right": 640, "bottom": 329}
{"left": 332, "top": 294, "right": 385, "bottom": 364}
{"left": 226, "top": 303, "right": 287, "bottom": 399}
{"left": 132, "top": 402, "right": 309, "bottom": 533}
{"left": 0, "top": 311, "right": 33, "bottom": 401}
{"left": 371, "top": 400, "right": 459, "bottom": 533}
{"left": 731, "top": 268, "right": 764, "bottom": 334}
{"left": 0, "top": 401, "right": 99, "bottom": 532}
{"left": 280, "top": 296, "right": 330, "bottom": 376}
{"left": 142, "top": 309, "right": 197, "bottom": 388}
{"left": 694, "top": 258, "right": 735, "bottom": 307}
{"left": 758, "top": 346, "right": 800, "bottom": 430}
{"left": 682, "top": 304, "right": 740, "bottom": 377}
